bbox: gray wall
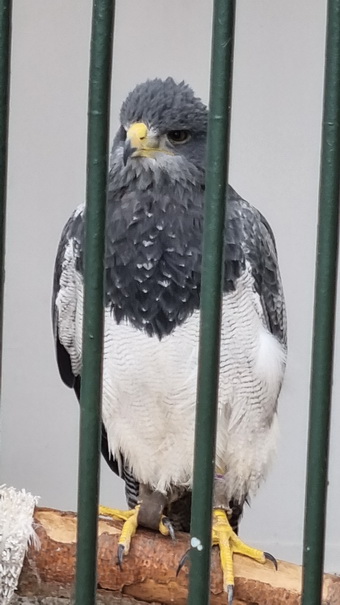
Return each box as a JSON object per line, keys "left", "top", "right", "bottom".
{"left": 1, "top": 0, "right": 339, "bottom": 572}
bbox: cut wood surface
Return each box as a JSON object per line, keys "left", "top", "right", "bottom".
{"left": 17, "top": 508, "right": 340, "bottom": 605}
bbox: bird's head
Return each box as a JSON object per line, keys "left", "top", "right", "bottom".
{"left": 111, "top": 78, "right": 208, "bottom": 177}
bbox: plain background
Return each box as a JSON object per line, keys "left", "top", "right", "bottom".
{"left": 1, "top": 0, "right": 339, "bottom": 571}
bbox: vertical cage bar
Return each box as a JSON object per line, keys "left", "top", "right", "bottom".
{"left": 302, "top": 0, "right": 340, "bottom": 602}
{"left": 188, "top": 1, "right": 236, "bottom": 603}
{"left": 74, "top": 2, "right": 114, "bottom": 605}
{"left": 0, "top": 0, "right": 12, "bottom": 396}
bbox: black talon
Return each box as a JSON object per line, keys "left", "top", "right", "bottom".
{"left": 117, "top": 544, "right": 125, "bottom": 571}
{"left": 176, "top": 548, "right": 190, "bottom": 576}
{"left": 264, "top": 551, "right": 278, "bottom": 571}
{"left": 227, "top": 584, "right": 234, "bottom": 605}
{"left": 162, "top": 516, "right": 176, "bottom": 541}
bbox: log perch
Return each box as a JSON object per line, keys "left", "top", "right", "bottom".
{"left": 17, "top": 507, "right": 340, "bottom": 605}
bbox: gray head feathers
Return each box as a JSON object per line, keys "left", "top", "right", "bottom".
{"left": 120, "top": 77, "right": 208, "bottom": 135}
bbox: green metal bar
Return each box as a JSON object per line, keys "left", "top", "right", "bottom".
{"left": 188, "top": 1, "right": 236, "bottom": 603}
{"left": 301, "top": 0, "right": 340, "bottom": 602}
{"left": 75, "top": 2, "right": 114, "bottom": 605}
{"left": 0, "top": 0, "right": 12, "bottom": 396}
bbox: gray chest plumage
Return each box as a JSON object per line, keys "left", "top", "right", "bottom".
{"left": 105, "top": 183, "right": 203, "bottom": 338}
{"left": 103, "top": 164, "right": 251, "bottom": 341}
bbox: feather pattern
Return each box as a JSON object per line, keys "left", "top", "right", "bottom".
{"left": 52, "top": 78, "right": 287, "bottom": 530}
{"left": 52, "top": 190, "right": 286, "bottom": 506}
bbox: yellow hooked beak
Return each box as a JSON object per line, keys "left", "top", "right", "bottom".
{"left": 123, "top": 122, "right": 172, "bottom": 164}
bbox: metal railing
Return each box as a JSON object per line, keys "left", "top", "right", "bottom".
{"left": 75, "top": 3, "right": 115, "bottom": 605}
{"left": 302, "top": 1, "right": 340, "bottom": 603}
{"left": 188, "top": 2, "right": 235, "bottom": 602}
{"left": 0, "top": 1, "right": 339, "bottom": 604}
{"left": 0, "top": 0, "right": 12, "bottom": 396}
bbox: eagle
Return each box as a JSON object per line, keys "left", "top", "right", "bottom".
{"left": 52, "top": 77, "right": 287, "bottom": 603}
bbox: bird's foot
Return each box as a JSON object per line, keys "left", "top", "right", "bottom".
{"left": 99, "top": 504, "right": 175, "bottom": 568}
{"left": 99, "top": 505, "right": 139, "bottom": 566}
{"left": 212, "top": 508, "right": 277, "bottom": 604}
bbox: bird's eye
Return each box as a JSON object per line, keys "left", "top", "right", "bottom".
{"left": 167, "top": 130, "right": 190, "bottom": 144}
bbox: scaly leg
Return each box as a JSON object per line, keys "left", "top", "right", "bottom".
{"left": 212, "top": 508, "right": 277, "bottom": 604}
{"left": 99, "top": 502, "right": 175, "bottom": 568}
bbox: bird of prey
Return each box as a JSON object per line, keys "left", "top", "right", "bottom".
{"left": 52, "top": 77, "right": 287, "bottom": 602}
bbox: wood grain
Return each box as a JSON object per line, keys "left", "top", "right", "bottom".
{"left": 17, "top": 508, "right": 340, "bottom": 605}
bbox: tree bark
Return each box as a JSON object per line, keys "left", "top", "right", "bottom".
{"left": 17, "top": 508, "right": 340, "bottom": 605}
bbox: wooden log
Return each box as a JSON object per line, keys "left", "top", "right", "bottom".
{"left": 17, "top": 507, "right": 340, "bottom": 605}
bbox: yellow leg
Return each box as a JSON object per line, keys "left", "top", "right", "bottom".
{"left": 99, "top": 504, "right": 173, "bottom": 567}
{"left": 99, "top": 505, "right": 140, "bottom": 559}
{"left": 212, "top": 509, "right": 276, "bottom": 603}
{"left": 99, "top": 505, "right": 137, "bottom": 522}
{"left": 99, "top": 504, "right": 171, "bottom": 535}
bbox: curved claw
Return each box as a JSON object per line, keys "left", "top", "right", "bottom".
{"left": 264, "top": 551, "right": 278, "bottom": 571}
{"left": 117, "top": 544, "right": 125, "bottom": 571}
{"left": 162, "top": 516, "right": 176, "bottom": 541}
{"left": 227, "top": 584, "right": 234, "bottom": 605}
{"left": 176, "top": 548, "right": 190, "bottom": 577}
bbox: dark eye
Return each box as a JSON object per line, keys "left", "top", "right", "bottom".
{"left": 167, "top": 130, "right": 190, "bottom": 144}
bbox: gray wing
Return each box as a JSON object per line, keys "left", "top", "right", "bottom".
{"left": 225, "top": 186, "right": 287, "bottom": 348}
{"left": 51, "top": 205, "right": 122, "bottom": 479}
{"left": 52, "top": 206, "right": 84, "bottom": 389}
